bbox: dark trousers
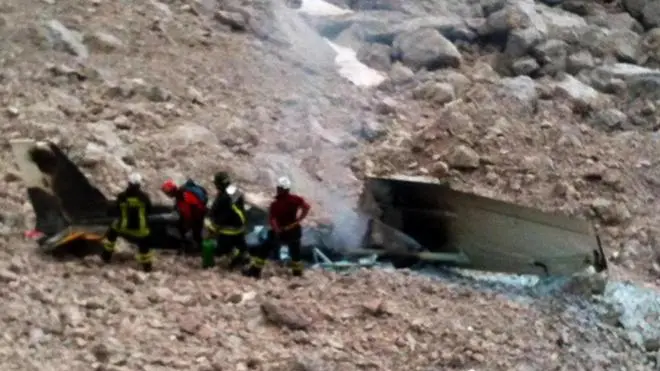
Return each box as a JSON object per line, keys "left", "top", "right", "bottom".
{"left": 104, "top": 226, "right": 153, "bottom": 270}
{"left": 216, "top": 233, "right": 248, "bottom": 257}
{"left": 178, "top": 217, "right": 204, "bottom": 253}
{"left": 249, "top": 228, "right": 303, "bottom": 274}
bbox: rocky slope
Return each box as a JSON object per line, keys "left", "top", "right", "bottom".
{"left": 1, "top": 0, "right": 660, "bottom": 369}
{"left": 302, "top": 0, "right": 660, "bottom": 283}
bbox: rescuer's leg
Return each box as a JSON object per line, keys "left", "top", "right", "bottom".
{"left": 101, "top": 226, "right": 118, "bottom": 264}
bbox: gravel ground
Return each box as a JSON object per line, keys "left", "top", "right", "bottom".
{"left": 1, "top": 0, "right": 660, "bottom": 370}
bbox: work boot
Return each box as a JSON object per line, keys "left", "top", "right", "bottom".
{"left": 228, "top": 253, "right": 249, "bottom": 270}
{"left": 291, "top": 261, "right": 304, "bottom": 277}
{"left": 101, "top": 238, "right": 115, "bottom": 263}
{"left": 242, "top": 265, "right": 262, "bottom": 279}
{"left": 101, "top": 250, "right": 113, "bottom": 264}
{"left": 142, "top": 262, "right": 153, "bottom": 272}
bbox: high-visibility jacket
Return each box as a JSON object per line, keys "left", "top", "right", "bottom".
{"left": 207, "top": 185, "right": 246, "bottom": 236}
{"left": 113, "top": 186, "right": 152, "bottom": 237}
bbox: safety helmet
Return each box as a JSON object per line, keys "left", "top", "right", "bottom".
{"left": 128, "top": 172, "right": 143, "bottom": 186}
{"left": 276, "top": 176, "right": 291, "bottom": 190}
{"left": 213, "top": 171, "right": 231, "bottom": 187}
{"left": 161, "top": 179, "right": 178, "bottom": 194}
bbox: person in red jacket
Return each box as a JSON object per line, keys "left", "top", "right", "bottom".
{"left": 161, "top": 178, "right": 208, "bottom": 254}
{"left": 243, "top": 176, "right": 311, "bottom": 279}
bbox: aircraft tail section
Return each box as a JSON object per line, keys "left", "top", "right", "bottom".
{"left": 11, "top": 139, "right": 71, "bottom": 237}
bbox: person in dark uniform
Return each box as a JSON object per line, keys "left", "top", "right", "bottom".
{"left": 243, "top": 176, "right": 310, "bottom": 279}
{"left": 101, "top": 173, "right": 155, "bottom": 272}
{"left": 205, "top": 172, "right": 249, "bottom": 270}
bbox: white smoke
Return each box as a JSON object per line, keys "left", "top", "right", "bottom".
{"left": 249, "top": 0, "right": 386, "bottom": 252}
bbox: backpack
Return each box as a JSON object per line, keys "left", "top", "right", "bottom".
{"left": 181, "top": 179, "right": 209, "bottom": 206}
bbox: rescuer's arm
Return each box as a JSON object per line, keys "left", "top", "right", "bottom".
{"left": 142, "top": 191, "right": 153, "bottom": 214}
{"left": 113, "top": 192, "right": 125, "bottom": 218}
{"left": 296, "top": 196, "right": 311, "bottom": 223}
{"left": 268, "top": 203, "right": 281, "bottom": 234}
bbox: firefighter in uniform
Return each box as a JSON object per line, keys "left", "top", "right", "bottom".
{"left": 205, "top": 172, "right": 249, "bottom": 270}
{"left": 101, "top": 173, "right": 155, "bottom": 272}
{"left": 243, "top": 176, "right": 311, "bottom": 279}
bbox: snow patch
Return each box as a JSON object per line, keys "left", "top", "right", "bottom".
{"left": 296, "top": 0, "right": 385, "bottom": 87}
{"left": 298, "top": 0, "right": 352, "bottom": 16}
{"left": 325, "top": 40, "right": 386, "bottom": 87}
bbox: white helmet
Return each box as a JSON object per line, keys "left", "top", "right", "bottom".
{"left": 128, "top": 172, "right": 143, "bottom": 186}
{"left": 276, "top": 176, "right": 291, "bottom": 190}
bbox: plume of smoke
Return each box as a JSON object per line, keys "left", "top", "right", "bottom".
{"left": 249, "top": 0, "right": 383, "bottom": 252}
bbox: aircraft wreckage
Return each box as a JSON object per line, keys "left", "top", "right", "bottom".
{"left": 10, "top": 138, "right": 608, "bottom": 276}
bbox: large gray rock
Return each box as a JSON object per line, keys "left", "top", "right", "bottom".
{"left": 482, "top": 1, "right": 545, "bottom": 37}
{"left": 590, "top": 63, "right": 657, "bottom": 83}
{"left": 535, "top": 3, "right": 587, "bottom": 40}
{"left": 608, "top": 29, "right": 643, "bottom": 63}
{"left": 392, "top": 28, "right": 462, "bottom": 70}
{"left": 504, "top": 27, "right": 544, "bottom": 59}
{"left": 566, "top": 50, "right": 594, "bottom": 74}
{"left": 585, "top": 11, "right": 643, "bottom": 33}
{"left": 642, "top": 28, "right": 660, "bottom": 67}
{"left": 357, "top": 42, "right": 392, "bottom": 71}
{"left": 303, "top": 10, "right": 408, "bottom": 44}
{"left": 622, "top": 0, "right": 646, "bottom": 19}
{"left": 642, "top": 2, "right": 660, "bottom": 29}
{"left": 552, "top": 73, "right": 605, "bottom": 108}
{"left": 625, "top": 73, "right": 660, "bottom": 101}
{"left": 393, "top": 16, "right": 474, "bottom": 42}
{"left": 582, "top": 29, "right": 642, "bottom": 64}
{"left": 496, "top": 75, "right": 538, "bottom": 113}
{"left": 511, "top": 57, "right": 540, "bottom": 76}
{"left": 532, "top": 39, "right": 567, "bottom": 76}
{"left": 590, "top": 108, "right": 630, "bottom": 132}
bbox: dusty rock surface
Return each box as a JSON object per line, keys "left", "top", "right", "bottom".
{"left": 1, "top": 0, "right": 660, "bottom": 369}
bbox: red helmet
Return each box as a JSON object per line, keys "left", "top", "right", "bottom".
{"left": 161, "top": 179, "right": 178, "bottom": 195}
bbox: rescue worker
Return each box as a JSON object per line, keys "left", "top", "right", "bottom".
{"left": 206, "top": 171, "right": 249, "bottom": 270}
{"left": 243, "top": 176, "right": 311, "bottom": 279}
{"left": 161, "top": 178, "right": 208, "bottom": 254}
{"left": 101, "top": 173, "right": 155, "bottom": 272}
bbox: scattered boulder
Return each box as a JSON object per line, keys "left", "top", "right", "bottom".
{"left": 387, "top": 62, "right": 415, "bottom": 85}
{"left": 591, "top": 198, "right": 631, "bottom": 225}
{"left": 552, "top": 73, "right": 604, "bottom": 109}
{"left": 392, "top": 28, "right": 462, "bottom": 71}
{"left": 566, "top": 50, "right": 594, "bottom": 74}
{"left": 356, "top": 42, "right": 393, "bottom": 71}
{"left": 261, "top": 300, "right": 312, "bottom": 330}
{"left": 446, "top": 145, "right": 480, "bottom": 170}
{"left": 531, "top": 38, "right": 567, "bottom": 76}
{"left": 590, "top": 108, "right": 630, "bottom": 131}
{"left": 412, "top": 82, "right": 455, "bottom": 105}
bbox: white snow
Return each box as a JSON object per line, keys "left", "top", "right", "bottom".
{"left": 296, "top": 0, "right": 386, "bottom": 88}
{"left": 297, "top": 0, "right": 352, "bottom": 16}
{"left": 325, "top": 40, "right": 387, "bottom": 87}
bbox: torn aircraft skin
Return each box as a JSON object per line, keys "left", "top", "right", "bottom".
{"left": 10, "top": 139, "right": 608, "bottom": 276}
{"left": 358, "top": 175, "right": 608, "bottom": 276}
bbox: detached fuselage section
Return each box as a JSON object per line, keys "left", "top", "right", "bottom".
{"left": 358, "top": 175, "right": 608, "bottom": 275}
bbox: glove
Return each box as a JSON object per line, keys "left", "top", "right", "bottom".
{"left": 283, "top": 221, "right": 299, "bottom": 231}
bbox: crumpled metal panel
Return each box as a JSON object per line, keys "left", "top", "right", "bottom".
{"left": 360, "top": 175, "right": 608, "bottom": 276}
